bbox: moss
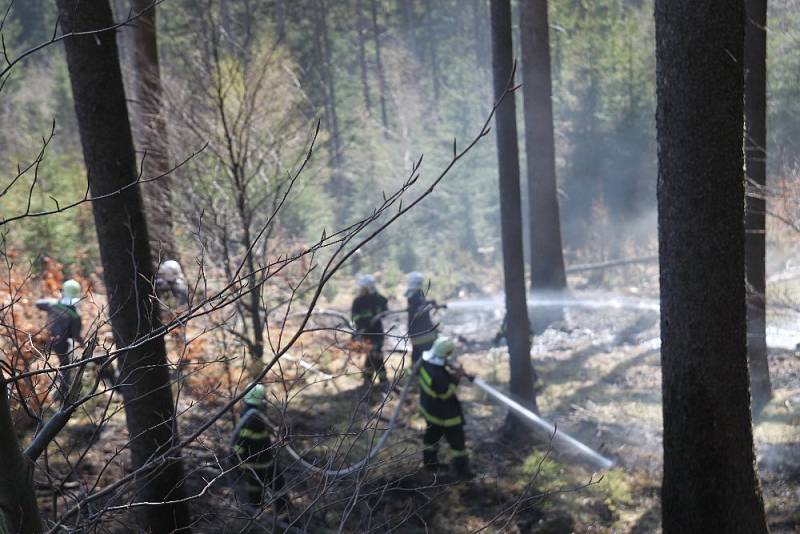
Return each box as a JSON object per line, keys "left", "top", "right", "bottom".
{"left": 594, "top": 468, "right": 633, "bottom": 508}
{"left": 521, "top": 450, "right": 565, "bottom": 493}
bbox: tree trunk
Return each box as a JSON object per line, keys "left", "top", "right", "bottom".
{"left": 275, "top": 0, "right": 287, "bottom": 41}
{"left": 399, "top": 0, "right": 416, "bottom": 51}
{"left": 318, "top": 0, "right": 349, "bottom": 224}
{"left": 370, "top": 0, "right": 390, "bottom": 131}
{"left": 356, "top": 0, "right": 373, "bottom": 114}
{"left": 56, "top": 1, "right": 191, "bottom": 531}
{"left": 744, "top": 0, "right": 772, "bottom": 412}
{"left": 490, "top": 0, "right": 538, "bottom": 423}
{"left": 519, "top": 0, "right": 567, "bottom": 331}
{"left": 423, "top": 0, "right": 441, "bottom": 102}
{"left": 655, "top": 1, "right": 768, "bottom": 532}
{"left": 0, "top": 377, "right": 43, "bottom": 533}
{"left": 319, "top": 0, "right": 342, "bottom": 169}
{"left": 128, "top": 0, "right": 178, "bottom": 262}
{"left": 472, "top": 0, "right": 490, "bottom": 107}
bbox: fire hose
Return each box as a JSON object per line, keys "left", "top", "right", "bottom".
{"left": 469, "top": 376, "right": 615, "bottom": 470}
{"left": 269, "top": 359, "right": 423, "bottom": 477}
{"left": 271, "top": 309, "right": 614, "bottom": 476}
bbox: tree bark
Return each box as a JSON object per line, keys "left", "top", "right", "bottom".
{"left": 0, "top": 376, "right": 43, "bottom": 533}
{"left": 490, "top": 0, "right": 538, "bottom": 423}
{"left": 519, "top": 0, "right": 567, "bottom": 293}
{"left": 56, "top": 1, "right": 191, "bottom": 531}
{"left": 744, "top": 0, "right": 772, "bottom": 411}
{"left": 127, "top": 0, "right": 177, "bottom": 262}
{"left": 655, "top": 1, "right": 768, "bottom": 532}
{"left": 519, "top": 0, "right": 567, "bottom": 333}
{"left": 370, "top": 0, "right": 390, "bottom": 131}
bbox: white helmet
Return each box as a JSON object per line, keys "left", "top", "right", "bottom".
{"left": 357, "top": 274, "right": 376, "bottom": 293}
{"left": 158, "top": 260, "right": 183, "bottom": 283}
{"left": 59, "top": 279, "right": 81, "bottom": 305}
{"left": 406, "top": 272, "right": 425, "bottom": 292}
{"left": 422, "top": 337, "right": 456, "bottom": 366}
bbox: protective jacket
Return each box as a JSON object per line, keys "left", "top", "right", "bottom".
{"left": 36, "top": 299, "right": 82, "bottom": 355}
{"left": 231, "top": 405, "right": 276, "bottom": 470}
{"left": 419, "top": 361, "right": 463, "bottom": 427}
{"left": 351, "top": 292, "right": 388, "bottom": 338}
{"left": 406, "top": 290, "right": 437, "bottom": 346}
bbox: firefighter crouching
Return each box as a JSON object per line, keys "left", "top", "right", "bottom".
{"left": 418, "top": 337, "right": 473, "bottom": 478}
{"left": 231, "top": 384, "right": 289, "bottom": 514}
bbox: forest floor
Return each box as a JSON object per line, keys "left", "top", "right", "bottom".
{"left": 30, "top": 272, "right": 800, "bottom": 532}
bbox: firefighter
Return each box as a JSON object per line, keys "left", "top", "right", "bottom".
{"left": 155, "top": 260, "right": 189, "bottom": 306}
{"left": 36, "top": 279, "right": 83, "bottom": 399}
{"left": 231, "top": 384, "right": 288, "bottom": 514}
{"left": 405, "top": 272, "right": 439, "bottom": 365}
{"left": 418, "top": 337, "right": 473, "bottom": 478}
{"left": 351, "top": 274, "right": 389, "bottom": 385}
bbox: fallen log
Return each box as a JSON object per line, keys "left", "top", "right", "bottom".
{"left": 565, "top": 255, "right": 658, "bottom": 274}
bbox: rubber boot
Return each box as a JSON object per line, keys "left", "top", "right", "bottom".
{"left": 453, "top": 457, "right": 474, "bottom": 480}
{"left": 423, "top": 448, "right": 440, "bottom": 473}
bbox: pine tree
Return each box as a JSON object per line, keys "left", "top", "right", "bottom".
{"left": 655, "top": 1, "right": 768, "bottom": 530}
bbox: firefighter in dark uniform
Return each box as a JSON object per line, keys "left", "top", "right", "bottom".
{"left": 418, "top": 337, "right": 473, "bottom": 477}
{"left": 405, "top": 272, "right": 439, "bottom": 365}
{"left": 231, "top": 384, "right": 288, "bottom": 514}
{"left": 351, "top": 274, "right": 389, "bottom": 385}
{"left": 36, "top": 279, "right": 83, "bottom": 400}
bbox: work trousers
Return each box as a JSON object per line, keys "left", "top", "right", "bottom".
{"left": 363, "top": 335, "right": 387, "bottom": 383}
{"left": 233, "top": 464, "right": 288, "bottom": 514}
{"left": 50, "top": 340, "right": 72, "bottom": 401}
{"left": 423, "top": 422, "right": 468, "bottom": 472}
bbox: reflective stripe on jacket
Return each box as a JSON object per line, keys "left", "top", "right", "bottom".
{"left": 419, "top": 362, "right": 463, "bottom": 427}
{"left": 231, "top": 406, "right": 275, "bottom": 469}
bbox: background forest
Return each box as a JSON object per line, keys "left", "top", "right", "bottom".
{"left": 6, "top": 0, "right": 797, "bottom": 285}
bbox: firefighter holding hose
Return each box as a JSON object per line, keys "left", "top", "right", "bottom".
{"left": 231, "top": 384, "right": 289, "bottom": 515}
{"left": 418, "top": 337, "right": 473, "bottom": 478}
{"left": 351, "top": 274, "right": 389, "bottom": 385}
{"left": 405, "top": 272, "right": 440, "bottom": 365}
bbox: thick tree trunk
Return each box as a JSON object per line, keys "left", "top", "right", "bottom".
{"left": 0, "top": 377, "right": 43, "bottom": 533}
{"left": 490, "top": 0, "right": 538, "bottom": 423}
{"left": 128, "top": 0, "right": 177, "bottom": 262}
{"left": 744, "top": 0, "right": 772, "bottom": 411}
{"left": 56, "top": 1, "right": 191, "bottom": 531}
{"left": 655, "top": 1, "right": 768, "bottom": 532}
{"left": 370, "top": 0, "right": 390, "bottom": 131}
{"left": 519, "top": 0, "right": 567, "bottom": 333}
